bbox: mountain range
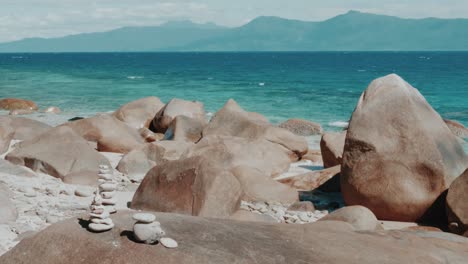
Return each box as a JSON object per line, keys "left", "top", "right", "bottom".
{"left": 1, "top": 11, "right": 468, "bottom": 52}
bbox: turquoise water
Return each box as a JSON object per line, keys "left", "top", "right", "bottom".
{"left": 0, "top": 52, "right": 467, "bottom": 132}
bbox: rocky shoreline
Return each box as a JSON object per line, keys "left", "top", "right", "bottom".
{"left": 0, "top": 74, "right": 467, "bottom": 263}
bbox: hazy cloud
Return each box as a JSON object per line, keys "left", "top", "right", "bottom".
{"left": 1, "top": 0, "right": 468, "bottom": 42}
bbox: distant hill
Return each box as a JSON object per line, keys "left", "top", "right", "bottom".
{"left": 1, "top": 11, "right": 468, "bottom": 52}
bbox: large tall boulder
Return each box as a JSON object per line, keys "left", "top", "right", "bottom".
{"left": 203, "top": 99, "right": 308, "bottom": 160}
{"left": 0, "top": 98, "right": 38, "bottom": 111}
{"left": 63, "top": 114, "right": 144, "bottom": 153}
{"left": 341, "top": 74, "right": 468, "bottom": 222}
{"left": 446, "top": 169, "right": 468, "bottom": 237}
{"left": 320, "top": 131, "right": 346, "bottom": 168}
{"left": 2, "top": 211, "right": 468, "bottom": 264}
{"left": 113, "top": 97, "right": 165, "bottom": 129}
{"left": 151, "top": 98, "right": 206, "bottom": 134}
{"left": 0, "top": 116, "right": 51, "bottom": 141}
{"left": 5, "top": 126, "right": 111, "bottom": 185}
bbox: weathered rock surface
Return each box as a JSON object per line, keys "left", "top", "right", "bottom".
{"left": 446, "top": 169, "right": 468, "bottom": 237}
{"left": 278, "top": 165, "right": 341, "bottom": 191}
{"left": 229, "top": 210, "right": 278, "bottom": 223}
{"left": 63, "top": 114, "right": 144, "bottom": 153}
{"left": 113, "top": 97, "right": 165, "bottom": 129}
{"left": 203, "top": 99, "right": 308, "bottom": 160}
{"left": 0, "top": 116, "right": 51, "bottom": 141}
{"left": 8, "top": 109, "right": 35, "bottom": 116}
{"left": 164, "top": 115, "right": 204, "bottom": 142}
{"left": 131, "top": 155, "right": 243, "bottom": 218}
{"left": 183, "top": 135, "right": 292, "bottom": 178}
{"left": 6, "top": 126, "right": 111, "bottom": 185}
{"left": 117, "top": 141, "right": 193, "bottom": 182}
{"left": 319, "top": 206, "right": 382, "bottom": 231}
{"left": 302, "top": 149, "right": 323, "bottom": 163}
{"left": 341, "top": 74, "right": 468, "bottom": 222}
{"left": 0, "top": 98, "right": 38, "bottom": 111}
{"left": 278, "top": 118, "right": 323, "bottom": 136}
{"left": 320, "top": 131, "right": 346, "bottom": 168}
{"left": 445, "top": 119, "right": 468, "bottom": 138}
{"left": 0, "top": 159, "right": 36, "bottom": 177}
{"left": 0, "top": 126, "right": 13, "bottom": 154}
{"left": 151, "top": 98, "right": 205, "bottom": 134}
{"left": 2, "top": 211, "right": 468, "bottom": 264}
{"left": 0, "top": 184, "right": 17, "bottom": 224}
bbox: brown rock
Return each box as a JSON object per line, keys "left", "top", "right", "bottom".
{"left": 0, "top": 159, "right": 36, "bottom": 177}
{"left": 164, "top": 115, "right": 204, "bottom": 142}
{"left": 278, "top": 118, "right": 323, "bottom": 136}
{"left": 341, "top": 74, "right": 468, "bottom": 222}
{"left": 183, "top": 135, "right": 292, "bottom": 178}
{"left": 287, "top": 201, "right": 315, "bottom": 212}
{"left": 320, "top": 131, "right": 346, "bottom": 168}
{"left": 0, "top": 184, "right": 17, "bottom": 224}
{"left": 113, "top": 97, "right": 165, "bottom": 129}
{"left": 320, "top": 205, "right": 383, "bottom": 231}
{"left": 232, "top": 166, "right": 298, "bottom": 204}
{"left": 117, "top": 141, "right": 193, "bottom": 182}
{"left": 6, "top": 126, "right": 111, "bottom": 185}
{"left": 151, "top": 98, "right": 205, "bottom": 134}
{"left": 0, "top": 116, "right": 51, "bottom": 141}
{"left": 2, "top": 211, "right": 468, "bottom": 264}
{"left": 0, "top": 98, "right": 38, "bottom": 111}
{"left": 131, "top": 156, "right": 242, "bottom": 218}
{"left": 446, "top": 169, "right": 468, "bottom": 237}
{"left": 445, "top": 119, "right": 468, "bottom": 138}
{"left": 302, "top": 149, "right": 322, "bottom": 163}
{"left": 138, "top": 127, "right": 164, "bottom": 143}
{"left": 229, "top": 210, "right": 278, "bottom": 223}
{"left": 63, "top": 114, "right": 144, "bottom": 153}
{"left": 278, "top": 165, "right": 341, "bottom": 191}
{"left": 203, "top": 99, "right": 308, "bottom": 160}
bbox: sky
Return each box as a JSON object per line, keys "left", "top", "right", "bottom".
{"left": 1, "top": 0, "right": 468, "bottom": 42}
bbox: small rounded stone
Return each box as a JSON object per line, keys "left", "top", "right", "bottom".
{"left": 101, "top": 191, "right": 115, "bottom": 199}
{"left": 160, "top": 237, "right": 178, "bottom": 248}
{"left": 133, "top": 213, "right": 156, "bottom": 223}
{"left": 99, "top": 183, "right": 117, "bottom": 192}
{"left": 90, "top": 211, "right": 110, "bottom": 219}
{"left": 75, "top": 188, "right": 93, "bottom": 197}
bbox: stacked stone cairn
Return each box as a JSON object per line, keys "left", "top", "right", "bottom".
{"left": 98, "top": 165, "right": 117, "bottom": 214}
{"left": 87, "top": 165, "right": 117, "bottom": 232}
{"left": 132, "top": 213, "right": 178, "bottom": 248}
{"left": 88, "top": 189, "right": 114, "bottom": 232}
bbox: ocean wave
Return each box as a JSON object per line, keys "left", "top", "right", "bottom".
{"left": 127, "top": 76, "right": 144, "bottom": 80}
{"left": 328, "top": 121, "right": 349, "bottom": 128}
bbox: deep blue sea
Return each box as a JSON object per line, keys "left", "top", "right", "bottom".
{"left": 0, "top": 52, "right": 467, "bottom": 133}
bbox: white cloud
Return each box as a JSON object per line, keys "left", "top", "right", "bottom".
{"left": 1, "top": 0, "right": 468, "bottom": 42}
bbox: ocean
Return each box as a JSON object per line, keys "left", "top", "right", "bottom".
{"left": 0, "top": 52, "right": 467, "bottom": 150}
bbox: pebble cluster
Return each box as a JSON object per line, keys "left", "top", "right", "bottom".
{"left": 240, "top": 201, "right": 329, "bottom": 224}
{"left": 87, "top": 165, "right": 117, "bottom": 232}
{"left": 132, "top": 213, "right": 178, "bottom": 248}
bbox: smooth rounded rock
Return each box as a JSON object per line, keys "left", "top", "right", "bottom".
{"left": 133, "top": 222, "right": 165, "bottom": 244}
{"left": 99, "top": 183, "right": 117, "bottom": 192}
{"left": 160, "top": 237, "right": 178, "bottom": 248}
{"left": 133, "top": 213, "right": 156, "bottom": 223}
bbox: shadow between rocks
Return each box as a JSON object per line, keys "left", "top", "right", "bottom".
{"left": 120, "top": 230, "right": 159, "bottom": 245}
{"left": 78, "top": 218, "right": 89, "bottom": 230}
